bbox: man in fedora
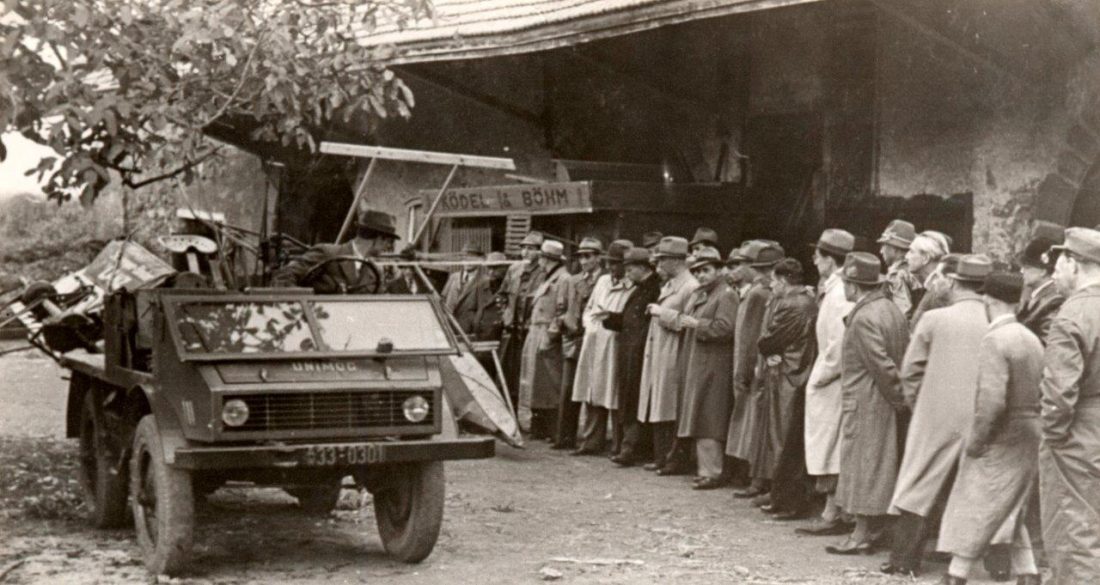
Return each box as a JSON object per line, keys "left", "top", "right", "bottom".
{"left": 882, "top": 254, "right": 993, "bottom": 577}
{"left": 727, "top": 241, "right": 784, "bottom": 496}
{"left": 273, "top": 208, "right": 397, "bottom": 293}
{"left": 689, "top": 227, "right": 719, "bottom": 255}
{"left": 798, "top": 229, "right": 857, "bottom": 536}
{"left": 553, "top": 237, "right": 606, "bottom": 450}
{"left": 935, "top": 272, "right": 1044, "bottom": 585}
{"left": 499, "top": 231, "right": 546, "bottom": 402}
{"left": 442, "top": 242, "right": 486, "bottom": 311}
{"left": 877, "top": 219, "right": 921, "bottom": 317}
{"left": 827, "top": 252, "right": 909, "bottom": 556}
{"left": 1039, "top": 227, "right": 1100, "bottom": 584}
{"left": 638, "top": 236, "right": 698, "bottom": 474}
{"left": 572, "top": 239, "right": 634, "bottom": 456}
{"left": 455, "top": 251, "right": 510, "bottom": 341}
{"left": 518, "top": 240, "right": 569, "bottom": 438}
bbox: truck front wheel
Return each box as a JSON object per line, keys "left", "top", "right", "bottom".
{"left": 372, "top": 461, "right": 445, "bottom": 563}
{"left": 130, "top": 415, "right": 194, "bottom": 575}
{"left": 78, "top": 390, "right": 128, "bottom": 528}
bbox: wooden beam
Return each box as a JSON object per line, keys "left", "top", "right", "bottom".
{"left": 320, "top": 142, "right": 516, "bottom": 170}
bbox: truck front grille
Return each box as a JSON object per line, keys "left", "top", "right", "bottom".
{"left": 224, "top": 391, "right": 435, "bottom": 433}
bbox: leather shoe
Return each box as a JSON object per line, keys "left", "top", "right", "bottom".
{"left": 692, "top": 477, "right": 726, "bottom": 490}
{"left": 879, "top": 562, "right": 918, "bottom": 577}
{"left": 1016, "top": 575, "right": 1041, "bottom": 585}
{"left": 939, "top": 575, "right": 967, "bottom": 585}
{"left": 795, "top": 520, "right": 853, "bottom": 536}
{"left": 611, "top": 454, "right": 639, "bottom": 467}
{"left": 824, "top": 538, "right": 876, "bottom": 556}
{"left": 732, "top": 486, "right": 766, "bottom": 499}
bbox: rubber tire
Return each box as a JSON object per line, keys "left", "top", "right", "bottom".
{"left": 373, "top": 461, "right": 445, "bottom": 563}
{"left": 288, "top": 484, "right": 342, "bottom": 514}
{"left": 130, "top": 415, "right": 194, "bottom": 575}
{"left": 77, "top": 391, "right": 129, "bottom": 528}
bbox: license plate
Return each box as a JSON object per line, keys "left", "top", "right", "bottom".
{"left": 303, "top": 444, "right": 385, "bottom": 466}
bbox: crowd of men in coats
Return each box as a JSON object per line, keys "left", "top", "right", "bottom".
{"left": 277, "top": 208, "right": 1099, "bottom": 585}
{"left": 481, "top": 220, "right": 1100, "bottom": 585}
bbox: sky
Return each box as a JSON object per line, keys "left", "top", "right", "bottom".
{"left": 0, "top": 132, "right": 53, "bottom": 200}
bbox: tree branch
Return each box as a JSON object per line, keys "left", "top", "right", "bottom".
{"left": 203, "top": 34, "right": 264, "bottom": 127}
{"left": 121, "top": 147, "right": 221, "bottom": 189}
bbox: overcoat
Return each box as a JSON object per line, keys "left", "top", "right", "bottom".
{"left": 572, "top": 274, "right": 633, "bottom": 408}
{"left": 805, "top": 272, "right": 854, "bottom": 476}
{"left": 726, "top": 275, "right": 773, "bottom": 459}
{"left": 835, "top": 290, "right": 909, "bottom": 516}
{"left": 1017, "top": 279, "right": 1065, "bottom": 344}
{"left": 638, "top": 269, "right": 698, "bottom": 423}
{"left": 518, "top": 264, "right": 568, "bottom": 423}
{"left": 604, "top": 272, "right": 661, "bottom": 424}
{"left": 454, "top": 275, "right": 503, "bottom": 341}
{"left": 885, "top": 260, "right": 921, "bottom": 318}
{"left": 558, "top": 269, "right": 602, "bottom": 360}
{"left": 909, "top": 272, "right": 951, "bottom": 329}
{"left": 272, "top": 242, "right": 380, "bottom": 293}
{"left": 938, "top": 316, "right": 1043, "bottom": 557}
{"left": 1039, "top": 283, "right": 1100, "bottom": 584}
{"left": 890, "top": 293, "right": 988, "bottom": 516}
{"left": 676, "top": 278, "right": 739, "bottom": 441}
{"left": 442, "top": 268, "right": 479, "bottom": 311}
{"left": 748, "top": 286, "right": 817, "bottom": 479}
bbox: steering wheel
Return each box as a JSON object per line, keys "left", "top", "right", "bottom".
{"left": 299, "top": 255, "right": 383, "bottom": 294}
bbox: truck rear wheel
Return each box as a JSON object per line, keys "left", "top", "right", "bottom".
{"left": 78, "top": 391, "right": 128, "bottom": 528}
{"left": 130, "top": 415, "right": 194, "bottom": 575}
{"left": 372, "top": 461, "right": 445, "bottom": 563}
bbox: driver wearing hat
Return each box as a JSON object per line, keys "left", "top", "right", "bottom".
{"left": 273, "top": 208, "right": 398, "bottom": 293}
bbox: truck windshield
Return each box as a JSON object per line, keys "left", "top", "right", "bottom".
{"left": 172, "top": 297, "right": 456, "bottom": 356}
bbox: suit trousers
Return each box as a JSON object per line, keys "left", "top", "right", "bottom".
{"left": 695, "top": 439, "right": 725, "bottom": 479}
{"left": 555, "top": 358, "right": 582, "bottom": 447}
{"left": 619, "top": 416, "right": 652, "bottom": 461}
{"left": 769, "top": 387, "right": 812, "bottom": 513}
{"left": 579, "top": 404, "right": 609, "bottom": 452}
{"left": 651, "top": 422, "right": 677, "bottom": 469}
{"left": 610, "top": 408, "right": 623, "bottom": 456}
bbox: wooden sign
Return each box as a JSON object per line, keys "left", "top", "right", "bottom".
{"left": 426, "top": 182, "right": 594, "bottom": 217}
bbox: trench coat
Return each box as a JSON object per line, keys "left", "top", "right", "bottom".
{"left": 638, "top": 269, "right": 698, "bottom": 423}
{"left": 805, "top": 272, "right": 854, "bottom": 476}
{"left": 604, "top": 272, "right": 661, "bottom": 424}
{"left": 835, "top": 290, "right": 910, "bottom": 516}
{"left": 938, "top": 316, "right": 1043, "bottom": 557}
{"left": 1017, "top": 279, "right": 1065, "bottom": 344}
{"left": 518, "top": 264, "right": 568, "bottom": 424}
{"left": 748, "top": 286, "right": 817, "bottom": 480}
{"left": 890, "top": 293, "right": 988, "bottom": 516}
{"left": 272, "top": 242, "right": 380, "bottom": 293}
{"left": 1039, "top": 283, "right": 1100, "bottom": 584}
{"left": 676, "top": 279, "right": 738, "bottom": 441}
{"left": 573, "top": 274, "right": 633, "bottom": 408}
{"left": 726, "top": 276, "right": 773, "bottom": 459}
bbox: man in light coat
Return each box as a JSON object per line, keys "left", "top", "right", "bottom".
{"left": 517, "top": 240, "right": 569, "bottom": 439}
{"left": 936, "top": 272, "right": 1043, "bottom": 585}
{"left": 1040, "top": 227, "right": 1100, "bottom": 584}
{"left": 638, "top": 236, "right": 698, "bottom": 474}
{"left": 571, "top": 240, "right": 634, "bottom": 455}
{"left": 553, "top": 237, "right": 605, "bottom": 450}
{"left": 882, "top": 254, "right": 993, "bottom": 577}
{"left": 797, "top": 229, "right": 856, "bottom": 536}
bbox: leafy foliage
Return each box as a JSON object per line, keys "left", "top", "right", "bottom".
{"left": 1, "top": 0, "right": 428, "bottom": 202}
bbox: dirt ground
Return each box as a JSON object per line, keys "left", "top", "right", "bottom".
{"left": 0, "top": 347, "right": 1016, "bottom": 584}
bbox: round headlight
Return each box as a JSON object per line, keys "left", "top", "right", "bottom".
{"left": 222, "top": 399, "right": 250, "bottom": 427}
{"left": 402, "top": 396, "right": 430, "bottom": 423}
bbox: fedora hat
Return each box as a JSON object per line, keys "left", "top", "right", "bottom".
{"left": 1017, "top": 237, "right": 1058, "bottom": 270}
{"left": 877, "top": 219, "right": 916, "bottom": 249}
{"left": 1052, "top": 227, "right": 1100, "bottom": 265}
{"left": 1032, "top": 220, "right": 1065, "bottom": 245}
{"left": 840, "top": 252, "right": 885, "bottom": 285}
{"left": 689, "top": 227, "right": 719, "bottom": 249}
{"left": 520, "top": 231, "right": 545, "bottom": 248}
{"left": 689, "top": 247, "right": 724, "bottom": 271}
{"left": 356, "top": 209, "right": 398, "bottom": 239}
{"left": 950, "top": 254, "right": 994, "bottom": 282}
{"left": 623, "top": 247, "right": 652, "bottom": 267}
{"left": 576, "top": 237, "right": 604, "bottom": 255}
{"left": 980, "top": 272, "right": 1024, "bottom": 305}
{"left": 485, "top": 251, "right": 509, "bottom": 265}
{"left": 727, "top": 244, "right": 749, "bottom": 265}
{"left": 607, "top": 239, "right": 633, "bottom": 262}
{"left": 460, "top": 242, "right": 485, "bottom": 257}
{"left": 811, "top": 229, "right": 855, "bottom": 257}
{"left": 540, "top": 240, "right": 565, "bottom": 262}
{"left": 653, "top": 236, "right": 690, "bottom": 259}
{"left": 744, "top": 241, "right": 784, "bottom": 267}
{"left": 642, "top": 231, "right": 664, "bottom": 249}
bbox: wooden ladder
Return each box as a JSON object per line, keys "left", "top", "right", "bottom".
{"left": 504, "top": 214, "right": 532, "bottom": 255}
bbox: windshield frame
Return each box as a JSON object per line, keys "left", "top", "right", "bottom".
{"left": 161, "top": 292, "right": 460, "bottom": 362}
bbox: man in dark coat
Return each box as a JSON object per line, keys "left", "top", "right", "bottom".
{"left": 602, "top": 247, "right": 662, "bottom": 466}
{"left": 454, "top": 252, "right": 509, "bottom": 341}
{"left": 1017, "top": 236, "right": 1065, "bottom": 343}
{"left": 273, "top": 209, "right": 396, "bottom": 292}
{"left": 1040, "top": 227, "right": 1100, "bottom": 584}
{"left": 499, "top": 232, "right": 545, "bottom": 406}
{"left": 936, "top": 273, "right": 1043, "bottom": 585}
